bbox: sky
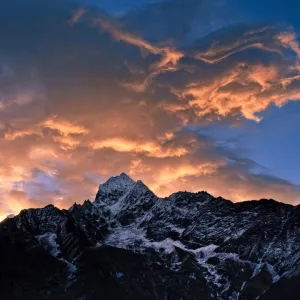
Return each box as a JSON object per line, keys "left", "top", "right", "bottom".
{"left": 1, "top": 0, "right": 300, "bottom": 219}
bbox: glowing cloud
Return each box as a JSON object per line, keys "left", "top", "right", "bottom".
{"left": 1, "top": 0, "right": 300, "bottom": 219}
{"left": 4, "top": 128, "right": 43, "bottom": 140}
{"left": 91, "top": 137, "right": 187, "bottom": 158}
{"left": 43, "top": 117, "right": 89, "bottom": 136}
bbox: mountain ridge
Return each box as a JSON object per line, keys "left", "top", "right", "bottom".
{"left": 1, "top": 173, "right": 300, "bottom": 300}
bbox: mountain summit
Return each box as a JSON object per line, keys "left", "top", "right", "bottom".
{"left": 1, "top": 174, "right": 300, "bottom": 300}
{"left": 97, "top": 172, "right": 136, "bottom": 199}
{"left": 95, "top": 173, "right": 157, "bottom": 219}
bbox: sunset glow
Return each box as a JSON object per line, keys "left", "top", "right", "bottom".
{"left": 1, "top": 0, "right": 300, "bottom": 219}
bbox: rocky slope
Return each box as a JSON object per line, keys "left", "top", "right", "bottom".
{"left": 1, "top": 173, "right": 300, "bottom": 299}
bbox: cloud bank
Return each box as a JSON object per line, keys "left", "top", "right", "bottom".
{"left": 1, "top": 0, "right": 300, "bottom": 218}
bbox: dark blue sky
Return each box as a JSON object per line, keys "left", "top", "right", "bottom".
{"left": 80, "top": 0, "right": 152, "bottom": 12}
{"left": 232, "top": 0, "right": 300, "bottom": 28}
{"left": 244, "top": 103, "right": 300, "bottom": 185}
{"left": 206, "top": 102, "right": 300, "bottom": 185}
{"left": 83, "top": 0, "right": 300, "bottom": 25}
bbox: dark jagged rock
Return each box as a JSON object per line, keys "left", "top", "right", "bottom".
{"left": 1, "top": 173, "right": 300, "bottom": 299}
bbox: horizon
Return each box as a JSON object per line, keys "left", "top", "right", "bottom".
{"left": 1, "top": 171, "right": 297, "bottom": 222}
{"left": 1, "top": 0, "right": 300, "bottom": 220}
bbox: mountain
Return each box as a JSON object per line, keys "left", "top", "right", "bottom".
{"left": 1, "top": 173, "right": 300, "bottom": 299}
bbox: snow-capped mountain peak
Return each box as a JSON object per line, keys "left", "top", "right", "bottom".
{"left": 98, "top": 173, "right": 136, "bottom": 194}
{"left": 95, "top": 172, "right": 135, "bottom": 202}
{"left": 2, "top": 173, "right": 300, "bottom": 300}
{"left": 98, "top": 172, "right": 136, "bottom": 194}
{"left": 94, "top": 172, "right": 140, "bottom": 216}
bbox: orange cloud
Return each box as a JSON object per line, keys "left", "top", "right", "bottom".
{"left": 29, "top": 146, "right": 58, "bottom": 160}
{"left": 43, "top": 117, "right": 89, "bottom": 136}
{"left": 276, "top": 32, "right": 300, "bottom": 59}
{"left": 172, "top": 60, "right": 300, "bottom": 121}
{"left": 189, "top": 26, "right": 281, "bottom": 64}
{"left": 195, "top": 43, "right": 281, "bottom": 64}
{"left": 52, "top": 135, "right": 82, "bottom": 151}
{"left": 91, "top": 137, "right": 187, "bottom": 158}
{"left": 4, "top": 128, "right": 43, "bottom": 140}
{"left": 155, "top": 163, "right": 221, "bottom": 182}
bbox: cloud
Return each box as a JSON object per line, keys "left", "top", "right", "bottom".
{"left": 71, "top": 8, "right": 86, "bottom": 24}
{"left": 91, "top": 137, "right": 188, "bottom": 157}
{"left": 191, "top": 25, "right": 282, "bottom": 64}
{"left": 43, "top": 117, "right": 89, "bottom": 136}
{"left": 4, "top": 128, "right": 43, "bottom": 140}
{"left": 163, "top": 26, "right": 300, "bottom": 122}
{"left": 0, "top": 0, "right": 300, "bottom": 218}
{"left": 276, "top": 31, "right": 300, "bottom": 58}
{"left": 72, "top": 8, "right": 184, "bottom": 92}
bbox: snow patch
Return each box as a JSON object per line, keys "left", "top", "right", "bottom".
{"left": 170, "top": 226, "right": 185, "bottom": 234}
{"left": 116, "top": 272, "right": 124, "bottom": 278}
{"left": 36, "top": 233, "right": 77, "bottom": 278}
{"left": 224, "top": 229, "right": 246, "bottom": 242}
{"left": 59, "top": 258, "right": 77, "bottom": 275}
{"left": 266, "top": 263, "right": 280, "bottom": 283}
{"left": 36, "top": 233, "right": 61, "bottom": 256}
{"left": 104, "top": 227, "right": 146, "bottom": 248}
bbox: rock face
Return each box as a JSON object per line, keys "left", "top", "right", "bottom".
{"left": 1, "top": 173, "right": 300, "bottom": 300}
